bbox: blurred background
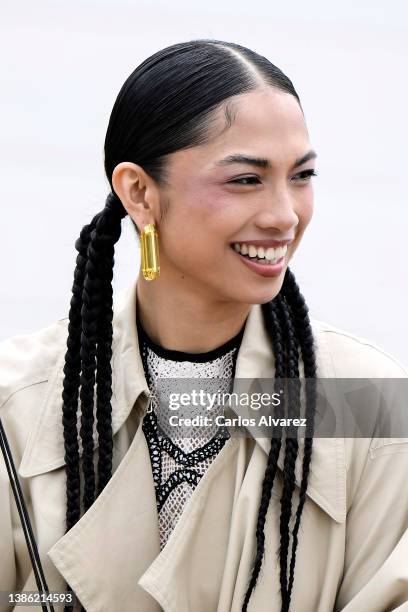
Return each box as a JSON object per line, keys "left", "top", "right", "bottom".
{"left": 1, "top": 0, "right": 407, "bottom": 366}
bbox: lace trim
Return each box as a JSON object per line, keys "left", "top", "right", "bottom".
{"left": 142, "top": 409, "right": 228, "bottom": 512}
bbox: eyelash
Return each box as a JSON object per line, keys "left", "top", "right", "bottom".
{"left": 228, "top": 169, "right": 318, "bottom": 185}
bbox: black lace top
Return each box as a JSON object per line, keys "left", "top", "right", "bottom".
{"left": 137, "top": 312, "right": 245, "bottom": 549}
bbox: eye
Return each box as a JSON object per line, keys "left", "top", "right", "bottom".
{"left": 228, "top": 169, "right": 318, "bottom": 186}
{"left": 228, "top": 176, "right": 261, "bottom": 185}
{"left": 293, "top": 169, "right": 318, "bottom": 182}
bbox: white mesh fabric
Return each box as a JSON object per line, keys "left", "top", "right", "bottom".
{"left": 139, "top": 334, "right": 242, "bottom": 549}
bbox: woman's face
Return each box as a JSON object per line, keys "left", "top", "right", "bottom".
{"left": 157, "top": 86, "right": 316, "bottom": 305}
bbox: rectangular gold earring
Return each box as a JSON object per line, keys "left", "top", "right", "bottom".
{"left": 141, "top": 223, "right": 160, "bottom": 281}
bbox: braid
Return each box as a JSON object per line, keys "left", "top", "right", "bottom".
{"left": 79, "top": 194, "right": 126, "bottom": 509}
{"left": 61, "top": 192, "right": 127, "bottom": 612}
{"left": 282, "top": 269, "right": 317, "bottom": 377}
{"left": 61, "top": 212, "right": 104, "bottom": 612}
{"left": 62, "top": 220, "right": 98, "bottom": 531}
{"left": 282, "top": 269, "right": 317, "bottom": 605}
{"left": 276, "top": 296, "right": 300, "bottom": 612}
{"left": 242, "top": 267, "right": 317, "bottom": 612}
{"left": 279, "top": 299, "right": 299, "bottom": 612}
{"left": 95, "top": 196, "right": 126, "bottom": 493}
{"left": 79, "top": 241, "right": 101, "bottom": 510}
{"left": 242, "top": 295, "right": 286, "bottom": 611}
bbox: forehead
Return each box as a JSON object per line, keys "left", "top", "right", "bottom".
{"left": 170, "top": 87, "right": 310, "bottom": 170}
{"left": 219, "top": 87, "right": 307, "bottom": 140}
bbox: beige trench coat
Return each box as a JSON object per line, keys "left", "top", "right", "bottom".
{"left": 1, "top": 278, "right": 408, "bottom": 612}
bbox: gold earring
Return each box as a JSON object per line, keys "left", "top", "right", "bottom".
{"left": 140, "top": 223, "right": 160, "bottom": 281}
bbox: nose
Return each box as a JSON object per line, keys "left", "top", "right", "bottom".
{"left": 254, "top": 193, "right": 299, "bottom": 235}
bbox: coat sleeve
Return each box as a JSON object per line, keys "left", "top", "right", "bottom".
{"left": 335, "top": 427, "right": 408, "bottom": 608}
{"left": 316, "top": 322, "right": 408, "bottom": 611}
{"left": 0, "top": 441, "right": 60, "bottom": 612}
{"left": 0, "top": 461, "right": 19, "bottom": 612}
{"left": 0, "top": 321, "right": 68, "bottom": 612}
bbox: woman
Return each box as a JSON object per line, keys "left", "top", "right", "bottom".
{"left": 1, "top": 38, "right": 408, "bottom": 612}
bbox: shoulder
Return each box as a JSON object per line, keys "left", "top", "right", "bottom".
{"left": 310, "top": 317, "right": 408, "bottom": 378}
{"left": 310, "top": 320, "right": 408, "bottom": 507}
{"left": 0, "top": 318, "right": 69, "bottom": 411}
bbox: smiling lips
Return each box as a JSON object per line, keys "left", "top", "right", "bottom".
{"left": 232, "top": 242, "right": 288, "bottom": 264}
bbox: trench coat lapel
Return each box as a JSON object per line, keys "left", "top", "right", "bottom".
{"left": 48, "top": 421, "right": 163, "bottom": 612}
{"left": 19, "top": 278, "right": 346, "bottom": 612}
{"left": 229, "top": 298, "right": 346, "bottom": 525}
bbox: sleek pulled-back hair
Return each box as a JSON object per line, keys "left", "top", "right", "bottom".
{"left": 62, "top": 38, "right": 317, "bottom": 612}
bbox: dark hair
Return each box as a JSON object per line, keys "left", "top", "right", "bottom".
{"left": 61, "top": 38, "right": 316, "bottom": 612}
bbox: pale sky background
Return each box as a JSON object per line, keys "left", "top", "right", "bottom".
{"left": 1, "top": 0, "right": 407, "bottom": 366}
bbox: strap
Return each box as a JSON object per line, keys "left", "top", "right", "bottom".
{"left": 0, "top": 418, "right": 55, "bottom": 612}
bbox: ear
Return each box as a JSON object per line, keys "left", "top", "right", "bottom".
{"left": 112, "top": 162, "right": 161, "bottom": 231}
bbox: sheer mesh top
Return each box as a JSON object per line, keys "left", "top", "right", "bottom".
{"left": 137, "top": 312, "right": 246, "bottom": 549}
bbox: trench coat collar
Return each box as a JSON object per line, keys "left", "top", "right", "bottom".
{"left": 19, "top": 276, "right": 346, "bottom": 524}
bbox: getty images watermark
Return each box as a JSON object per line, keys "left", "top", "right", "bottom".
{"left": 145, "top": 377, "right": 408, "bottom": 439}
{"left": 163, "top": 388, "right": 307, "bottom": 429}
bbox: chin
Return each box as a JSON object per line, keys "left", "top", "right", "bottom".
{"left": 229, "top": 281, "right": 285, "bottom": 306}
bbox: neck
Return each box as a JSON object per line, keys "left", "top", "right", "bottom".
{"left": 136, "top": 273, "right": 250, "bottom": 354}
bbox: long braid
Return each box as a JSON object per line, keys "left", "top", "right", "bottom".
{"left": 276, "top": 296, "right": 301, "bottom": 612}
{"left": 79, "top": 194, "right": 127, "bottom": 509}
{"left": 282, "top": 269, "right": 317, "bottom": 604}
{"left": 62, "top": 192, "right": 127, "bottom": 612}
{"left": 95, "top": 194, "right": 126, "bottom": 493}
{"left": 242, "top": 267, "right": 317, "bottom": 612}
{"left": 61, "top": 211, "right": 104, "bottom": 612}
{"left": 79, "top": 240, "right": 101, "bottom": 511}
{"left": 62, "top": 219, "right": 99, "bottom": 531}
{"left": 242, "top": 294, "right": 287, "bottom": 611}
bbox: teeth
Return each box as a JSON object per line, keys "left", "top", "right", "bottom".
{"left": 265, "top": 247, "right": 275, "bottom": 261}
{"left": 232, "top": 242, "right": 288, "bottom": 262}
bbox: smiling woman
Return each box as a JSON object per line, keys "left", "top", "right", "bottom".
{"left": 116, "top": 84, "right": 317, "bottom": 320}
{"left": 1, "top": 38, "right": 408, "bottom": 612}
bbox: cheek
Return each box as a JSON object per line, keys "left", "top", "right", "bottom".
{"left": 178, "top": 185, "right": 238, "bottom": 234}
{"left": 297, "top": 193, "right": 314, "bottom": 227}
{"left": 190, "top": 185, "right": 230, "bottom": 215}
{"left": 161, "top": 194, "right": 229, "bottom": 258}
{"left": 289, "top": 197, "right": 313, "bottom": 257}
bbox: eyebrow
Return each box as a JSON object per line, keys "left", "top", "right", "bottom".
{"left": 214, "top": 149, "right": 318, "bottom": 171}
